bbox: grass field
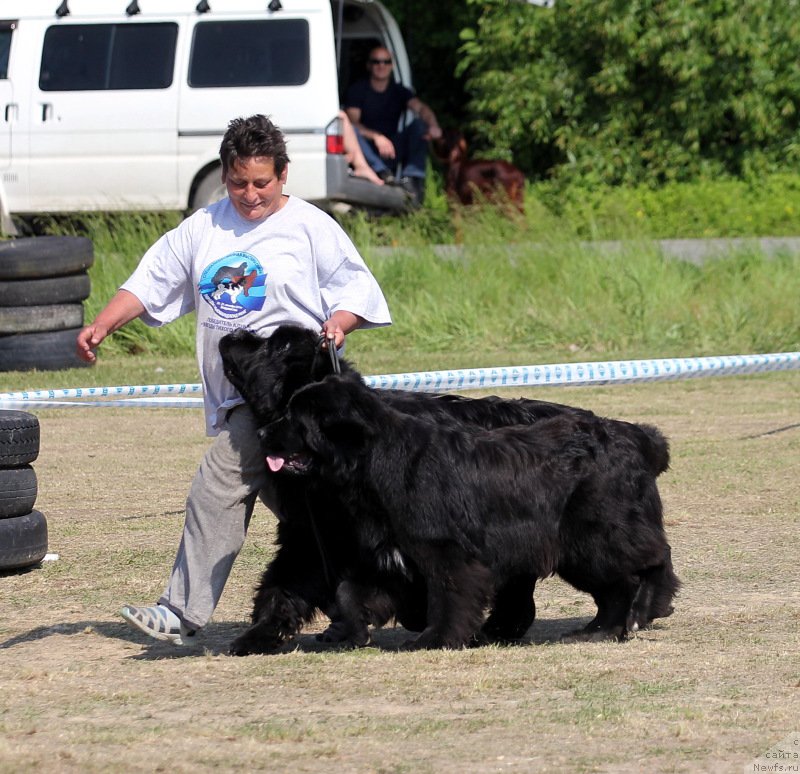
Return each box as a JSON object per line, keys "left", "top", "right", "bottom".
{"left": 1, "top": 371, "right": 798, "bottom": 773}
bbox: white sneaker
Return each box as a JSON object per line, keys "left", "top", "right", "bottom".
{"left": 120, "top": 603, "right": 195, "bottom": 646}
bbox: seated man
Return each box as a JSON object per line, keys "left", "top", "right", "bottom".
{"left": 344, "top": 46, "right": 441, "bottom": 203}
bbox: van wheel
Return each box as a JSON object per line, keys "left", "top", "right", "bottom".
{"left": 0, "top": 236, "right": 94, "bottom": 280}
{"left": 0, "top": 328, "right": 92, "bottom": 372}
{"left": 0, "top": 466, "right": 38, "bottom": 519}
{"left": 191, "top": 168, "right": 226, "bottom": 211}
{"left": 0, "top": 274, "right": 91, "bottom": 306}
{"left": 0, "top": 303, "right": 84, "bottom": 334}
{"left": 0, "top": 410, "right": 40, "bottom": 466}
{"left": 0, "top": 510, "right": 48, "bottom": 571}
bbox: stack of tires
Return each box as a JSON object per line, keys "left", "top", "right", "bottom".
{"left": 0, "top": 410, "right": 47, "bottom": 572}
{"left": 0, "top": 235, "right": 94, "bottom": 371}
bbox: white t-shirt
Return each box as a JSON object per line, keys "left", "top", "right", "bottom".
{"left": 122, "top": 195, "right": 391, "bottom": 434}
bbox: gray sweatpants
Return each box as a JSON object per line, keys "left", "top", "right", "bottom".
{"left": 158, "top": 404, "right": 277, "bottom": 631}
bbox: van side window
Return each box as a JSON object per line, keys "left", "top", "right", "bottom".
{"left": 190, "top": 20, "right": 309, "bottom": 87}
{"left": 39, "top": 23, "right": 178, "bottom": 91}
{"left": 0, "top": 26, "right": 12, "bottom": 80}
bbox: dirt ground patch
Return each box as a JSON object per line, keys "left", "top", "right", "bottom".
{"left": 1, "top": 372, "right": 798, "bottom": 773}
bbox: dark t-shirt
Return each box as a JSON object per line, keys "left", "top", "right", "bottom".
{"left": 344, "top": 79, "right": 415, "bottom": 138}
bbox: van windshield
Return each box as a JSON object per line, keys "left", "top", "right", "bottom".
{"left": 189, "top": 19, "right": 310, "bottom": 88}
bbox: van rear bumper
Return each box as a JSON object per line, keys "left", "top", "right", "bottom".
{"left": 323, "top": 157, "right": 411, "bottom": 212}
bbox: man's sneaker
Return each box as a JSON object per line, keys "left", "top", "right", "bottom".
{"left": 399, "top": 176, "right": 425, "bottom": 206}
{"left": 120, "top": 603, "right": 196, "bottom": 646}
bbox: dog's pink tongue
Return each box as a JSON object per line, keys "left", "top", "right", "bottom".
{"left": 266, "top": 456, "right": 285, "bottom": 473}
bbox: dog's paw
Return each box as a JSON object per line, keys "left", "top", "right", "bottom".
{"left": 228, "top": 628, "right": 283, "bottom": 656}
{"left": 315, "top": 620, "right": 350, "bottom": 643}
{"left": 315, "top": 620, "right": 371, "bottom": 648}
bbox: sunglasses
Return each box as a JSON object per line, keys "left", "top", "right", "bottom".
{"left": 369, "top": 58, "right": 392, "bottom": 65}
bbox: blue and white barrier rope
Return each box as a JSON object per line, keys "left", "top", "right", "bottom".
{"left": 0, "top": 397, "right": 205, "bottom": 410}
{"left": 0, "top": 383, "right": 204, "bottom": 411}
{"left": 0, "top": 351, "right": 798, "bottom": 409}
{"left": 363, "top": 351, "right": 800, "bottom": 392}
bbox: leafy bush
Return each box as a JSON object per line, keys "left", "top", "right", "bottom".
{"left": 457, "top": 0, "right": 800, "bottom": 186}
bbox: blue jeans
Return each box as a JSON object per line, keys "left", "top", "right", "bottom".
{"left": 355, "top": 117, "right": 428, "bottom": 179}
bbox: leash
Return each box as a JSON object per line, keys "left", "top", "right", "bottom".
{"left": 302, "top": 488, "right": 338, "bottom": 592}
{"left": 301, "top": 333, "right": 342, "bottom": 591}
{"left": 317, "top": 333, "right": 341, "bottom": 375}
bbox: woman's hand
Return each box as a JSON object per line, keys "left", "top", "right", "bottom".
{"left": 321, "top": 311, "right": 365, "bottom": 350}
{"left": 75, "top": 289, "right": 146, "bottom": 363}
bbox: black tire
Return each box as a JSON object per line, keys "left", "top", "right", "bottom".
{"left": 0, "top": 510, "right": 48, "bottom": 571}
{"left": 0, "top": 303, "right": 84, "bottom": 334}
{"left": 0, "top": 236, "right": 94, "bottom": 279}
{"left": 0, "top": 411, "right": 40, "bottom": 466}
{"left": 0, "top": 273, "right": 91, "bottom": 306}
{"left": 0, "top": 466, "right": 38, "bottom": 519}
{"left": 0, "top": 327, "right": 92, "bottom": 372}
{"left": 190, "top": 166, "right": 226, "bottom": 211}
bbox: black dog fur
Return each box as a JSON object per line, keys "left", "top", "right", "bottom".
{"left": 220, "top": 325, "right": 679, "bottom": 654}
{"left": 261, "top": 374, "right": 679, "bottom": 650}
{"left": 220, "top": 326, "right": 592, "bottom": 654}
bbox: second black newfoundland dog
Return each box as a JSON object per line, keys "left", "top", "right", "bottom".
{"left": 219, "top": 326, "right": 679, "bottom": 654}
{"left": 260, "top": 373, "right": 679, "bottom": 650}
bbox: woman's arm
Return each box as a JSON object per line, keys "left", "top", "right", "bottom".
{"left": 76, "top": 289, "right": 146, "bottom": 363}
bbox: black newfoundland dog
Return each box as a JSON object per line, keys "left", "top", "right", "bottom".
{"left": 219, "top": 325, "right": 679, "bottom": 654}
{"left": 260, "top": 373, "right": 679, "bottom": 650}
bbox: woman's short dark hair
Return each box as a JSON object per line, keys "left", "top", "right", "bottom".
{"left": 219, "top": 115, "right": 290, "bottom": 175}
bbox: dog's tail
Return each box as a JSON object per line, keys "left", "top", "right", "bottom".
{"left": 636, "top": 423, "right": 670, "bottom": 477}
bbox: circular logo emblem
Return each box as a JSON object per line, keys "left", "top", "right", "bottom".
{"left": 199, "top": 252, "right": 266, "bottom": 320}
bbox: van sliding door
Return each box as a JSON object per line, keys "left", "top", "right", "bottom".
{"left": 28, "top": 21, "right": 180, "bottom": 211}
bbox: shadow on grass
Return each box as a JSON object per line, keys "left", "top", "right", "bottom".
{"left": 0, "top": 615, "right": 607, "bottom": 660}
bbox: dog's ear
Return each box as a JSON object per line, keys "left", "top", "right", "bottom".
{"left": 289, "top": 379, "right": 357, "bottom": 432}
{"left": 300, "top": 411, "right": 369, "bottom": 482}
{"left": 289, "top": 378, "right": 373, "bottom": 464}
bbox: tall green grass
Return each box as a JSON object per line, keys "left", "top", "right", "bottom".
{"left": 533, "top": 173, "right": 800, "bottom": 241}
{"left": 26, "top": 175, "right": 800, "bottom": 370}
{"left": 43, "top": 212, "right": 197, "bottom": 358}
{"left": 362, "top": 239, "right": 800, "bottom": 363}
{"left": 342, "top": 171, "right": 800, "bottom": 244}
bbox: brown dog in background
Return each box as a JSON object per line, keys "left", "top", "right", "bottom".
{"left": 433, "top": 129, "right": 525, "bottom": 211}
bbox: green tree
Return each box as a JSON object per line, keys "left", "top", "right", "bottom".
{"left": 380, "top": 0, "right": 480, "bottom": 126}
{"left": 457, "top": 0, "right": 800, "bottom": 185}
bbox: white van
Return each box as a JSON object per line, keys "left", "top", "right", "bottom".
{"left": 0, "top": 0, "right": 412, "bottom": 234}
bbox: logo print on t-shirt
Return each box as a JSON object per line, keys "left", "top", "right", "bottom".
{"left": 199, "top": 252, "right": 266, "bottom": 320}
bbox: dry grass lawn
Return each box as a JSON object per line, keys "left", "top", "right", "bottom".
{"left": 1, "top": 372, "right": 798, "bottom": 773}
